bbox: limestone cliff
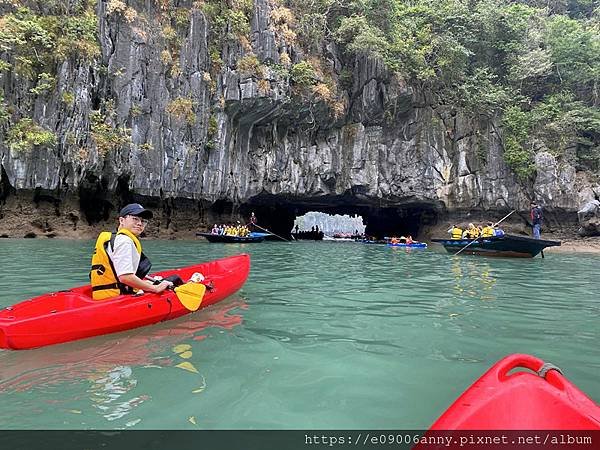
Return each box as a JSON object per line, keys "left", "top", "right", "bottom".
{"left": 0, "top": 0, "right": 598, "bottom": 238}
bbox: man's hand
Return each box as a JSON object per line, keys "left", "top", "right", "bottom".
{"left": 152, "top": 280, "right": 173, "bottom": 294}
{"left": 118, "top": 274, "right": 174, "bottom": 295}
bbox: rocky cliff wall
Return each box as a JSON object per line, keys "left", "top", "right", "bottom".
{"left": 1, "top": 0, "right": 598, "bottom": 237}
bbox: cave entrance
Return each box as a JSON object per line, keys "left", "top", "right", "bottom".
{"left": 292, "top": 212, "right": 366, "bottom": 236}
{"left": 240, "top": 195, "right": 440, "bottom": 240}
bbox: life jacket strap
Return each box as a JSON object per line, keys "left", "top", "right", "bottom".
{"left": 91, "top": 264, "right": 105, "bottom": 275}
{"left": 92, "top": 283, "right": 120, "bottom": 292}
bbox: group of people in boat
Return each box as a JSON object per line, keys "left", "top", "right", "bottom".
{"left": 448, "top": 222, "right": 505, "bottom": 240}
{"left": 389, "top": 235, "right": 418, "bottom": 244}
{"left": 210, "top": 223, "right": 251, "bottom": 237}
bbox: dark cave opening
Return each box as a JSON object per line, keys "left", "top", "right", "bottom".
{"left": 78, "top": 175, "right": 113, "bottom": 224}
{"left": 0, "top": 165, "right": 15, "bottom": 203}
{"left": 238, "top": 194, "right": 440, "bottom": 240}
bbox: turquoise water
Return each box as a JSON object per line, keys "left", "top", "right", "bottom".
{"left": 0, "top": 239, "right": 599, "bottom": 429}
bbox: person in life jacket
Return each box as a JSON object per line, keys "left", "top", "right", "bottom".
{"left": 462, "top": 223, "right": 480, "bottom": 239}
{"left": 481, "top": 221, "right": 495, "bottom": 237}
{"left": 448, "top": 225, "right": 463, "bottom": 240}
{"left": 90, "top": 203, "right": 173, "bottom": 300}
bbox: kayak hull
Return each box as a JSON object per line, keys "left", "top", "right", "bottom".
{"left": 0, "top": 254, "right": 250, "bottom": 350}
{"left": 429, "top": 354, "right": 600, "bottom": 430}
{"left": 387, "top": 242, "right": 427, "bottom": 248}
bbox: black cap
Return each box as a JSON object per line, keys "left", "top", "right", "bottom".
{"left": 119, "top": 203, "right": 153, "bottom": 219}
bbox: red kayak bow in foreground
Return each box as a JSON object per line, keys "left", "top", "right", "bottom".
{"left": 429, "top": 354, "right": 600, "bottom": 430}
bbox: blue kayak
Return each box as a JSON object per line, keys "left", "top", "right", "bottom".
{"left": 249, "top": 232, "right": 272, "bottom": 238}
{"left": 387, "top": 242, "right": 427, "bottom": 248}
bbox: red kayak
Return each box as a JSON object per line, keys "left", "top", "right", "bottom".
{"left": 0, "top": 254, "right": 250, "bottom": 350}
{"left": 429, "top": 354, "right": 600, "bottom": 429}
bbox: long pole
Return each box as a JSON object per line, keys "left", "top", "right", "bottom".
{"left": 455, "top": 210, "right": 516, "bottom": 256}
{"left": 253, "top": 223, "right": 292, "bottom": 242}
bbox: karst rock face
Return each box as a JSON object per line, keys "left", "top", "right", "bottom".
{"left": 1, "top": 0, "right": 598, "bottom": 237}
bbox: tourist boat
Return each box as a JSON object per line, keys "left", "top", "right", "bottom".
{"left": 431, "top": 234, "right": 560, "bottom": 258}
{"left": 427, "top": 354, "right": 600, "bottom": 430}
{"left": 197, "top": 232, "right": 265, "bottom": 243}
{"left": 0, "top": 254, "right": 250, "bottom": 350}
{"left": 291, "top": 231, "right": 324, "bottom": 241}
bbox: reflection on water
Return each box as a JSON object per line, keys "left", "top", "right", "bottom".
{"left": 0, "top": 293, "right": 246, "bottom": 427}
{"left": 451, "top": 258, "right": 498, "bottom": 302}
{"left": 0, "top": 240, "right": 599, "bottom": 429}
{"left": 88, "top": 365, "right": 143, "bottom": 422}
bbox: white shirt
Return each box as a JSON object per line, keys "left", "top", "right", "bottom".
{"left": 107, "top": 234, "right": 140, "bottom": 277}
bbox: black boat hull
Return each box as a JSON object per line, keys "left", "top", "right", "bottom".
{"left": 196, "top": 232, "right": 264, "bottom": 243}
{"left": 292, "top": 231, "right": 324, "bottom": 241}
{"left": 431, "top": 234, "right": 561, "bottom": 258}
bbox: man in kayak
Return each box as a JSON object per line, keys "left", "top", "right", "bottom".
{"left": 90, "top": 203, "right": 173, "bottom": 300}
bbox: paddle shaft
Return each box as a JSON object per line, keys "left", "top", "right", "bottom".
{"left": 252, "top": 223, "right": 291, "bottom": 242}
{"left": 144, "top": 275, "right": 174, "bottom": 291}
{"left": 455, "top": 210, "right": 516, "bottom": 256}
{"left": 493, "top": 210, "right": 517, "bottom": 228}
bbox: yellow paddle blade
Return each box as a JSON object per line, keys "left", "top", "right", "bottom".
{"left": 176, "top": 361, "right": 199, "bottom": 373}
{"left": 173, "top": 344, "right": 191, "bottom": 354}
{"left": 174, "top": 282, "right": 206, "bottom": 311}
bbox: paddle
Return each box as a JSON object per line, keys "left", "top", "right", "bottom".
{"left": 173, "top": 282, "right": 206, "bottom": 311}
{"left": 253, "top": 223, "right": 292, "bottom": 242}
{"left": 146, "top": 277, "right": 206, "bottom": 311}
{"left": 455, "top": 210, "right": 516, "bottom": 256}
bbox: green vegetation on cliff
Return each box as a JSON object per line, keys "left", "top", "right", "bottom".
{"left": 1, "top": 0, "right": 598, "bottom": 181}
{"left": 7, "top": 118, "right": 56, "bottom": 152}
{"left": 0, "top": 3, "right": 99, "bottom": 79}
{"left": 288, "top": 0, "right": 600, "bottom": 178}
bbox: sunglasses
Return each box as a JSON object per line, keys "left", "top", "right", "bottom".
{"left": 127, "top": 215, "right": 149, "bottom": 226}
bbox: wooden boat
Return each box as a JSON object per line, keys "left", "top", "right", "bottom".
{"left": 196, "top": 232, "right": 264, "bottom": 243}
{"left": 431, "top": 234, "right": 560, "bottom": 258}
{"left": 291, "top": 231, "right": 324, "bottom": 241}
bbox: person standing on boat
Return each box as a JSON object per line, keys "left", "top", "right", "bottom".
{"left": 90, "top": 203, "right": 173, "bottom": 300}
{"left": 249, "top": 212, "right": 257, "bottom": 230}
{"left": 530, "top": 202, "right": 543, "bottom": 239}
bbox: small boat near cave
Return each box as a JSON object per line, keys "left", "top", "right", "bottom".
{"left": 196, "top": 232, "right": 265, "bottom": 243}
{"left": 387, "top": 242, "right": 428, "bottom": 249}
{"left": 431, "top": 234, "right": 560, "bottom": 258}
{"left": 291, "top": 231, "right": 324, "bottom": 241}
